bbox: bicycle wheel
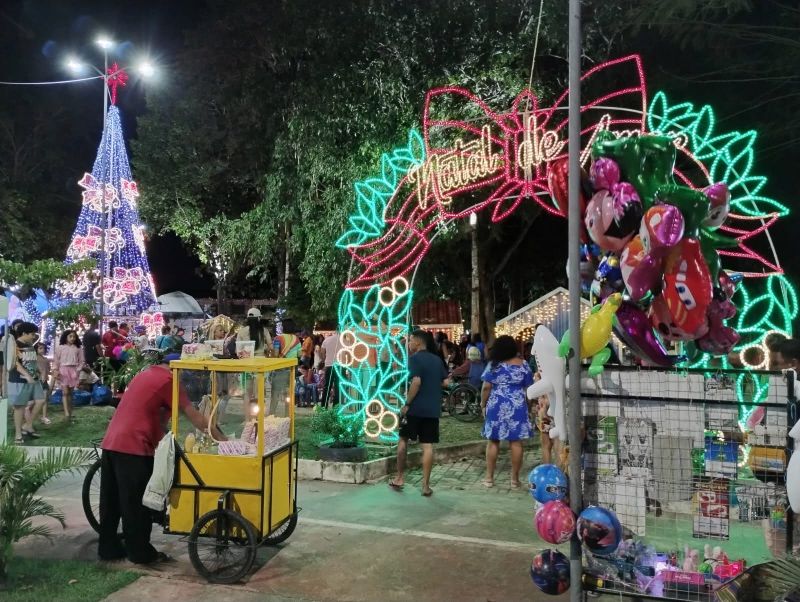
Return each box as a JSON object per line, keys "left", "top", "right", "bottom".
{"left": 188, "top": 509, "right": 257, "bottom": 584}
{"left": 262, "top": 513, "right": 298, "bottom": 546}
{"left": 82, "top": 458, "right": 102, "bottom": 533}
{"left": 449, "top": 384, "right": 481, "bottom": 422}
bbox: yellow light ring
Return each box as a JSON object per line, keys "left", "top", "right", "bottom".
{"left": 352, "top": 342, "right": 370, "bottom": 363}
{"left": 378, "top": 286, "right": 396, "bottom": 307}
{"left": 364, "top": 417, "right": 382, "bottom": 438}
{"left": 366, "top": 399, "right": 384, "bottom": 418}
{"left": 336, "top": 348, "right": 354, "bottom": 367}
{"left": 379, "top": 410, "right": 399, "bottom": 432}
{"left": 340, "top": 329, "right": 357, "bottom": 348}
{"left": 391, "top": 276, "right": 409, "bottom": 297}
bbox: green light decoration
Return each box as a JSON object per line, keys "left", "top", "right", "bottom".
{"left": 333, "top": 131, "right": 425, "bottom": 441}
{"left": 335, "top": 129, "right": 426, "bottom": 249}
{"left": 647, "top": 91, "right": 789, "bottom": 219}
{"left": 648, "top": 91, "right": 796, "bottom": 422}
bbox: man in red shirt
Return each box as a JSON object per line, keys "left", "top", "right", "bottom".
{"left": 98, "top": 354, "right": 226, "bottom": 564}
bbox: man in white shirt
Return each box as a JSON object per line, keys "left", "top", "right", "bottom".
{"left": 320, "top": 331, "right": 341, "bottom": 408}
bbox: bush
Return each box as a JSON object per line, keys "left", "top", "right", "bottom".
{"left": 0, "top": 445, "right": 94, "bottom": 588}
{"left": 309, "top": 407, "right": 363, "bottom": 448}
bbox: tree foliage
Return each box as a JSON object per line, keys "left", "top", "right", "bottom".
{"left": 133, "top": 0, "right": 625, "bottom": 323}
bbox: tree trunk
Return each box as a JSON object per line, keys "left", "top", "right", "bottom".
{"left": 481, "top": 274, "right": 496, "bottom": 346}
{"left": 283, "top": 222, "right": 291, "bottom": 298}
{"left": 470, "top": 222, "right": 480, "bottom": 335}
{"left": 216, "top": 279, "right": 224, "bottom": 315}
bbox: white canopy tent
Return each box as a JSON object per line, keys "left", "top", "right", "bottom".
{"left": 156, "top": 291, "right": 205, "bottom": 318}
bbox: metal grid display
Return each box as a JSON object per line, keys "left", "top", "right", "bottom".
{"left": 580, "top": 367, "right": 796, "bottom": 601}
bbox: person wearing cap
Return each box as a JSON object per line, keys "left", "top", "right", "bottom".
{"left": 98, "top": 353, "right": 226, "bottom": 565}
{"left": 238, "top": 308, "right": 272, "bottom": 357}
{"left": 450, "top": 345, "right": 487, "bottom": 389}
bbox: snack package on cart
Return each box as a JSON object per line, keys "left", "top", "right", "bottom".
{"left": 241, "top": 416, "right": 291, "bottom": 455}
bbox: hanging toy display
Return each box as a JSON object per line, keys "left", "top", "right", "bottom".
{"left": 530, "top": 549, "right": 571, "bottom": 596}
{"left": 528, "top": 464, "right": 568, "bottom": 504}
{"left": 577, "top": 506, "right": 623, "bottom": 557}
{"left": 555, "top": 127, "right": 745, "bottom": 369}
{"left": 536, "top": 500, "right": 576, "bottom": 545}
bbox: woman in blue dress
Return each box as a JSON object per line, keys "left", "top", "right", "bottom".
{"left": 480, "top": 335, "right": 534, "bottom": 488}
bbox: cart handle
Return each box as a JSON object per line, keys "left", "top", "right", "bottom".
{"left": 174, "top": 441, "right": 206, "bottom": 487}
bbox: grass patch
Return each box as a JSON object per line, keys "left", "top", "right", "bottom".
{"left": 3, "top": 557, "right": 138, "bottom": 601}
{"left": 6, "top": 403, "right": 114, "bottom": 448}
{"left": 10, "top": 403, "right": 484, "bottom": 461}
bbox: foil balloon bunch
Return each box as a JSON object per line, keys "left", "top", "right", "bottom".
{"left": 552, "top": 131, "right": 741, "bottom": 367}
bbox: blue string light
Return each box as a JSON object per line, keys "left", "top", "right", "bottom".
{"left": 57, "top": 105, "right": 156, "bottom": 314}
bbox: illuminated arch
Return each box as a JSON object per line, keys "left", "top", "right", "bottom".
{"left": 334, "top": 55, "right": 793, "bottom": 440}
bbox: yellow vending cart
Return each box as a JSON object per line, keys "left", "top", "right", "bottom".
{"left": 167, "top": 357, "right": 298, "bottom": 584}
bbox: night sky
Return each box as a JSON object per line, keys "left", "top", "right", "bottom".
{"left": 1, "top": 1, "right": 796, "bottom": 300}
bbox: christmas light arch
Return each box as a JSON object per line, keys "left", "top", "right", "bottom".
{"left": 334, "top": 55, "right": 794, "bottom": 440}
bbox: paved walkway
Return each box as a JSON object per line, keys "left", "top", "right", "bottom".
{"left": 13, "top": 442, "right": 575, "bottom": 602}
{"left": 400, "top": 445, "right": 542, "bottom": 494}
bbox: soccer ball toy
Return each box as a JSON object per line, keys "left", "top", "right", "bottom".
{"left": 530, "top": 548, "right": 570, "bottom": 595}
{"left": 528, "top": 464, "right": 568, "bottom": 503}
{"left": 577, "top": 506, "right": 622, "bottom": 556}
{"left": 536, "top": 500, "right": 576, "bottom": 545}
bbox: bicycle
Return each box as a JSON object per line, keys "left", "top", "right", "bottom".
{"left": 82, "top": 438, "right": 165, "bottom": 534}
{"left": 442, "top": 377, "right": 482, "bottom": 422}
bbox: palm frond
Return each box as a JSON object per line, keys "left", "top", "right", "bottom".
{"left": 750, "top": 556, "right": 800, "bottom": 601}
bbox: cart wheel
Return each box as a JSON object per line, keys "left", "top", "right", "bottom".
{"left": 82, "top": 458, "right": 102, "bottom": 533}
{"left": 262, "top": 513, "right": 298, "bottom": 546}
{"left": 188, "top": 509, "right": 258, "bottom": 584}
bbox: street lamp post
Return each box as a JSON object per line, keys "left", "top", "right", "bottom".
{"left": 96, "top": 36, "right": 113, "bottom": 335}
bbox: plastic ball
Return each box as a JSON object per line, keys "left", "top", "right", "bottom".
{"left": 577, "top": 506, "right": 622, "bottom": 556}
{"left": 528, "top": 464, "right": 568, "bottom": 503}
{"left": 530, "top": 549, "right": 570, "bottom": 595}
{"left": 536, "top": 500, "right": 576, "bottom": 544}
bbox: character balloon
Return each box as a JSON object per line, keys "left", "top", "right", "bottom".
{"left": 559, "top": 293, "right": 622, "bottom": 376}
{"left": 527, "top": 326, "right": 567, "bottom": 440}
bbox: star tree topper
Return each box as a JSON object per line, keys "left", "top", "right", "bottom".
{"left": 107, "top": 63, "right": 128, "bottom": 105}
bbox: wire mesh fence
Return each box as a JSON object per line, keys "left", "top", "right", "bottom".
{"left": 579, "top": 367, "right": 796, "bottom": 600}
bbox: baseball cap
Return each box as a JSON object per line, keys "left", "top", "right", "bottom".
{"left": 467, "top": 346, "right": 481, "bottom": 361}
{"left": 247, "top": 307, "right": 261, "bottom": 318}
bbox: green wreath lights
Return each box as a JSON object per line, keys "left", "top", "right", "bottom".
{"left": 334, "top": 131, "right": 425, "bottom": 441}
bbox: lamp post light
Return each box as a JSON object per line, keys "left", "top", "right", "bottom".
{"left": 64, "top": 38, "right": 155, "bottom": 334}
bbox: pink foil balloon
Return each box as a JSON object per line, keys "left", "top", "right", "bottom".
{"left": 590, "top": 157, "right": 621, "bottom": 191}
{"left": 702, "top": 182, "right": 731, "bottom": 229}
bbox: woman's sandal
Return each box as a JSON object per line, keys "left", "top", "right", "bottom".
{"left": 14, "top": 437, "right": 25, "bottom": 445}
{"left": 510, "top": 480, "right": 522, "bottom": 489}
{"left": 21, "top": 430, "right": 41, "bottom": 438}
{"left": 482, "top": 479, "right": 495, "bottom": 488}
{"left": 388, "top": 480, "right": 404, "bottom": 491}
{"left": 421, "top": 488, "right": 433, "bottom": 497}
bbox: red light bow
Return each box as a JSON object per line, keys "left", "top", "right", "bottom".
{"left": 346, "top": 55, "right": 647, "bottom": 289}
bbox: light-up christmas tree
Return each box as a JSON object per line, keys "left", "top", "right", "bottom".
{"left": 58, "top": 64, "right": 156, "bottom": 315}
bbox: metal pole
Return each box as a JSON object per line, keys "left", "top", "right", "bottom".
{"left": 99, "top": 50, "right": 108, "bottom": 335}
{"left": 567, "top": 0, "right": 583, "bottom": 600}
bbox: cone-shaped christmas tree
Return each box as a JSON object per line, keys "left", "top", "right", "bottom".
{"left": 58, "top": 65, "right": 156, "bottom": 315}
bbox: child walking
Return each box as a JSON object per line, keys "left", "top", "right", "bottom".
{"left": 53, "top": 329, "right": 82, "bottom": 422}
{"left": 31, "top": 342, "right": 52, "bottom": 424}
